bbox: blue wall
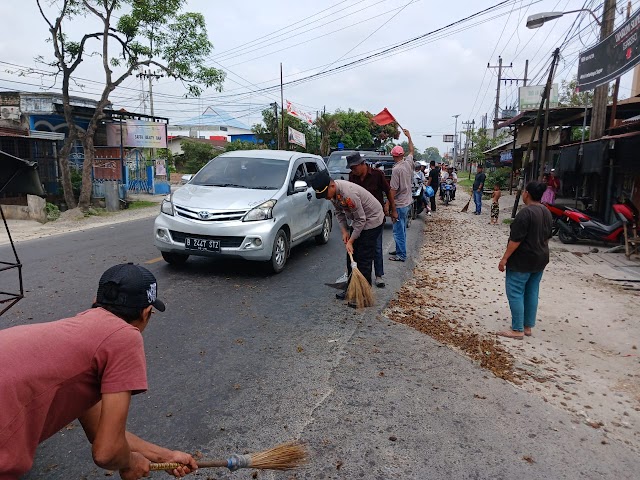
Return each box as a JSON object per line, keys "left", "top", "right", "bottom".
{"left": 230, "top": 134, "right": 258, "bottom": 143}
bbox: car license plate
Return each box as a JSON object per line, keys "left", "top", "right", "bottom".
{"left": 185, "top": 238, "right": 220, "bottom": 252}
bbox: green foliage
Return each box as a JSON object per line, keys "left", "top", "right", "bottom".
{"left": 486, "top": 167, "right": 512, "bottom": 190}
{"left": 182, "top": 140, "right": 218, "bottom": 173}
{"left": 70, "top": 168, "right": 82, "bottom": 199}
{"left": 45, "top": 202, "right": 60, "bottom": 222}
{"left": 224, "top": 140, "right": 266, "bottom": 152}
{"left": 253, "top": 108, "right": 319, "bottom": 153}
{"left": 468, "top": 128, "right": 509, "bottom": 166}
{"left": 128, "top": 200, "right": 156, "bottom": 209}
{"left": 39, "top": 0, "right": 225, "bottom": 208}
{"left": 423, "top": 147, "right": 441, "bottom": 164}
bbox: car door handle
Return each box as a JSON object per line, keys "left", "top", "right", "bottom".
{"left": 307, "top": 192, "right": 312, "bottom": 201}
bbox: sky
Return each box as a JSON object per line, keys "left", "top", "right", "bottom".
{"left": 0, "top": 0, "right": 637, "bottom": 154}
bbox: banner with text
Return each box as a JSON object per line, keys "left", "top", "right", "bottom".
{"left": 288, "top": 126, "right": 306, "bottom": 148}
{"left": 106, "top": 121, "right": 167, "bottom": 148}
{"left": 577, "top": 10, "right": 640, "bottom": 91}
{"left": 518, "top": 84, "right": 559, "bottom": 111}
{"left": 286, "top": 100, "right": 314, "bottom": 125}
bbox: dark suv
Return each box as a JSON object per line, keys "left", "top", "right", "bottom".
{"left": 326, "top": 150, "right": 393, "bottom": 180}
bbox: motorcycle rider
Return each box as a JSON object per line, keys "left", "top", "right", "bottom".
{"left": 413, "top": 162, "right": 426, "bottom": 214}
{"left": 441, "top": 166, "right": 458, "bottom": 200}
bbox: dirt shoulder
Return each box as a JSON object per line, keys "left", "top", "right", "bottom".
{"left": 0, "top": 194, "right": 162, "bottom": 246}
{"left": 385, "top": 190, "right": 640, "bottom": 453}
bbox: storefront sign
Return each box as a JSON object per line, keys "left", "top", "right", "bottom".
{"left": 577, "top": 10, "right": 640, "bottom": 91}
{"left": 519, "top": 84, "right": 558, "bottom": 111}
{"left": 106, "top": 121, "right": 167, "bottom": 148}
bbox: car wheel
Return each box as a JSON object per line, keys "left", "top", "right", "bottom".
{"left": 270, "top": 229, "right": 289, "bottom": 273}
{"left": 161, "top": 251, "right": 189, "bottom": 265}
{"left": 315, "top": 213, "right": 332, "bottom": 245}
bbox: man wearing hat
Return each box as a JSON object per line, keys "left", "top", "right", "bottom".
{"left": 388, "top": 128, "right": 414, "bottom": 262}
{"left": 309, "top": 170, "right": 384, "bottom": 303}
{"left": 0, "top": 264, "right": 197, "bottom": 479}
{"left": 347, "top": 152, "right": 395, "bottom": 288}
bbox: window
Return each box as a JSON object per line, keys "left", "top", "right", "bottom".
{"left": 304, "top": 161, "right": 319, "bottom": 176}
{"left": 219, "top": 126, "right": 228, "bottom": 132}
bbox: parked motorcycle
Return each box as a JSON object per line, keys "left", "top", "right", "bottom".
{"left": 441, "top": 179, "right": 455, "bottom": 206}
{"left": 554, "top": 202, "right": 638, "bottom": 245}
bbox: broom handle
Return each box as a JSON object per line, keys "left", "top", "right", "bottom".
{"left": 150, "top": 460, "right": 226, "bottom": 470}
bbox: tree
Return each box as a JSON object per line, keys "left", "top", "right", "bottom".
{"left": 315, "top": 113, "right": 339, "bottom": 156}
{"left": 253, "top": 108, "right": 319, "bottom": 153}
{"left": 37, "top": 0, "right": 225, "bottom": 209}
{"left": 423, "top": 147, "right": 441, "bottom": 164}
{"left": 182, "top": 141, "right": 218, "bottom": 173}
{"left": 328, "top": 109, "right": 398, "bottom": 151}
{"left": 467, "top": 127, "right": 508, "bottom": 166}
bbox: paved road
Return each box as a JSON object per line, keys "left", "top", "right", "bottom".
{"left": 1, "top": 214, "right": 638, "bottom": 479}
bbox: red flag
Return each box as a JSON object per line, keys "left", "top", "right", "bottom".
{"left": 372, "top": 108, "right": 397, "bottom": 126}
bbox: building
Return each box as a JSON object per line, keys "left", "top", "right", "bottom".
{"left": 168, "top": 106, "right": 256, "bottom": 142}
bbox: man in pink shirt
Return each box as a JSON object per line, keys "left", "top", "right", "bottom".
{"left": 0, "top": 263, "right": 197, "bottom": 479}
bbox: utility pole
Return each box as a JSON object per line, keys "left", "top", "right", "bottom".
{"left": 270, "top": 102, "right": 280, "bottom": 149}
{"left": 452, "top": 114, "right": 460, "bottom": 165}
{"left": 136, "top": 69, "right": 164, "bottom": 117}
{"left": 280, "top": 63, "right": 286, "bottom": 150}
{"left": 590, "top": 0, "right": 616, "bottom": 140}
{"left": 488, "top": 57, "right": 512, "bottom": 138}
{"left": 511, "top": 48, "right": 561, "bottom": 218}
{"left": 462, "top": 120, "right": 475, "bottom": 173}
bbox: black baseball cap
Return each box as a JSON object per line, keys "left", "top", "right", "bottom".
{"left": 308, "top": 170, "right": 331, "bottom": 199}
{"left": 96, "top": 263, "right": 165, "bottom": 312}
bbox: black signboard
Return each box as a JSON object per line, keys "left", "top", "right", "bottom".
{"left": 577, "top": 10, "right": 640, "bottom": 91}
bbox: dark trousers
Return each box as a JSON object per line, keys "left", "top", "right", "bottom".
{"left": 430, "top": 185, "right": 439, "bottom": 211}
{"left": 346, "top": 223, "right": 383, "bottom": 286}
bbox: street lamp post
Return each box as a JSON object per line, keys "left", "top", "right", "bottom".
{"left": 452, "top": 114, "right": 460, "bottom": 165}
{"left": 526, "top": 1, "right": 616, "bottom": 140}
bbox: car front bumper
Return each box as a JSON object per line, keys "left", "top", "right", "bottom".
{"left": 154, "top": 212, "right": 279, "bottom": 261}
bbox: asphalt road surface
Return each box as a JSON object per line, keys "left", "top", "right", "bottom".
{"left": 1, "top": 214, "right": 638, "bottom": 479}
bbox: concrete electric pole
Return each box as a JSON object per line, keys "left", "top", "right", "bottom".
{"left": 487, "top": 57, "right": 512, "bottom": 138}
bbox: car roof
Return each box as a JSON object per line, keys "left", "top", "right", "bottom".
{"left": 217, "top": 150, "right": 323, "bottom": 162}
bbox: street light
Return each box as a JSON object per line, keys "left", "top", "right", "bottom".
{"left": 452, "top": 114, "right": 460, "bottom": 164}
{"left": 526, "top": 9, "right": 601, "bottom": 29}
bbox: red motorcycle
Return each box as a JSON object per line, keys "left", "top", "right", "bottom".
{"left": 548, "top": 201, "right": 638, "bottom": 245}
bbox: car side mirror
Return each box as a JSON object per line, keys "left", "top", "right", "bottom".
{"left": 293, "top": 180, "right": 308, "bottom": 193}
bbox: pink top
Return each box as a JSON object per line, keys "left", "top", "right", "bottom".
{"left": 0, "top": 308, "right": 148, "bottom": 477}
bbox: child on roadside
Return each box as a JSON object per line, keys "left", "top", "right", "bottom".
{"left": 490, "top": 184, "right": 501, "bottom": 224}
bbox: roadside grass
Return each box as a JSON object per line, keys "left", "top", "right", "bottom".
{"left": 458, "top": 177, "right": 473, "bottom": 189}
{"left": 128, "top": 200, "right": 157, "bottom": 210}
{"left": 502, "top": 218, "right": 513, "bottom": 225}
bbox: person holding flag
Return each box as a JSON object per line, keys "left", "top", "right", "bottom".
{"left": 371, "top": 108, "right": 414, "bottom": 262}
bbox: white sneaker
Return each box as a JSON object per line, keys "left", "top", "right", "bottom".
{"left": 427, "top": 211, "right": 432, "bottom": 216}
{"left": 335, "top": 272, "right": 349, "bottom": 283}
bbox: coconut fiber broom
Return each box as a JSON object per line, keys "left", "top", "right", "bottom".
{"left": 345, "top": 253, "right": 374, "bottom": 308}
{"left": 150, "top": 440, "right": 308, "bottom": 472}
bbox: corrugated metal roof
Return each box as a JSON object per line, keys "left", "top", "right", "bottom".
{"left": 173, "top": 107, "right": 251, "bottom": 130}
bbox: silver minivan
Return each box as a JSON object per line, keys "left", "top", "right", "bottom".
{"left": 154, "top": 150, "right": 332, "bottom": 273}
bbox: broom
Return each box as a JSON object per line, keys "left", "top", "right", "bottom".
{"left": 149, "top": 440, "right": 307, "bottom": 472}
{"left": 345, "top": 252, "right": 374, "bottom": 308}
{"left": 461, "top": 195, "right": 472, "bottom": 213}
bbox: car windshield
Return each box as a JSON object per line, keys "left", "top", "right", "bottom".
{"left": 327, "top": 152, "right": 354, "bottom": 172}
{"left": 191, "top": 156, "right": 289, "bottom": 190}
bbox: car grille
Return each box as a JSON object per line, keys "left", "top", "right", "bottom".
{"left": 175, "top": 205, "right": 247, "bottom": 222}
{"left": 169, "top": 231, "right": 245, "bottom": 248}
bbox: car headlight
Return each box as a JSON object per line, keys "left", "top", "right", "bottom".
{"left": 161, "top": 196, "right": 174, "bottom": 216}
{"left": 242, "top": 199, "right": 276, "bottom": 222}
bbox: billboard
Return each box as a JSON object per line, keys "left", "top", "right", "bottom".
{"left": 519, "top": 84, "right": 559, "bottom": 111}
{"left": 106, "top": 121, "right": 167, "bottom": 148}
{"left": 288, "top": 126, "right": 306, "bottom": 148}
{"left": 443, "top": 135, "right": 454, "bottom": 142}
{"left": 577, "top": 10, "right": 640, "bottom": 91}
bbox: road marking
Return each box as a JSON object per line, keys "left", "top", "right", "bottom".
{"left": 145, "top": 257, "right": 164, "bottom": 264}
